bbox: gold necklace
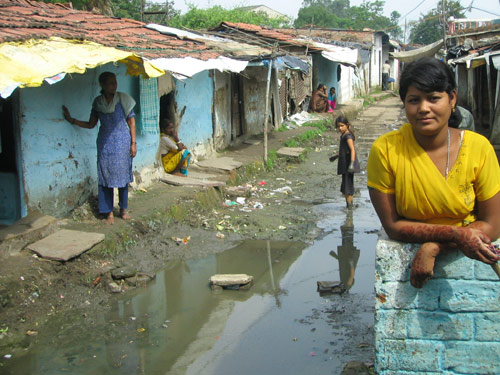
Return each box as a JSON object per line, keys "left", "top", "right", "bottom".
{"left": 445, "top": 128, "right": 450, "bottom": 179}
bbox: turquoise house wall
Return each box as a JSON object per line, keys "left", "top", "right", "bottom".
{"left": 18, "top": 63, "right": 160, "bottom": 217}
{"left": 174, "top": 71, "right": 214, "bottom": 155}
{"left": 312, "top": 55, "right": 339, "bottom": 97}
{"left": 375, "top": 234, "right": 500, "bottom": 374}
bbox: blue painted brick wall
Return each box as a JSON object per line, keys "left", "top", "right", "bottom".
{"left": 375, "top": 232, "right": 500, "bottom": 375}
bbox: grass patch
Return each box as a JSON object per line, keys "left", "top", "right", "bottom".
{"left": 266, "top": 150, "right": 278, "bottom": 171}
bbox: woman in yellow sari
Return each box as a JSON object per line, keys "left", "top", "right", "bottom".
{"left": 160, "top": 119, "right": 191, "bottom": 176}
{"left": 367, "top": 57, "right": 500, "bottom": 288}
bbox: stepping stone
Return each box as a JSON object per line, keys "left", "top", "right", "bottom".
{"left": 161, "top": 174, "right": 226, "bottom": 187}
{"left": 276, "top": 147, "right": 306, "bottom": 157}
{"left": 27, "top": 229, "right": 105, "bottom": 261}
{"left": 209, "top": 274, "right": 253, "bottom": 290}
{"left": 196, "top": 157, "right": 242, "bottom": 171}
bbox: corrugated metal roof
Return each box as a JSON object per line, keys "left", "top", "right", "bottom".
{"left": 279, "top": 28, "right": 376, "bottom": 46}
{"left": 0, "top": 0, "right": 218, "bottom": 60}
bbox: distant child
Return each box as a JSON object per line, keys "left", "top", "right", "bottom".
{"left": 328, "top": 87, "right": 337, "bottom": 111}
{"left": 336, "top": 115, "right": 360, "bottom": 208}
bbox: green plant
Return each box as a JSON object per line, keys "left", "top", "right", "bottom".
{"left": 266, "top": 151, "right": 278, "bottom": 170}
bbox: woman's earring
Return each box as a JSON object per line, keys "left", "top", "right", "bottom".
{"left": 452, "top": 105, "right": 456, "bottom": 113}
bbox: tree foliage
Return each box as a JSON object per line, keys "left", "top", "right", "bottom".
{"left": 168, "top": 5, "right": 291, "bottom": 29}
{"left": 409, "top": 0, "right": 466, "bottom": 44}
{"left": 294, "top": 0, "right": 401, "bottom": 39}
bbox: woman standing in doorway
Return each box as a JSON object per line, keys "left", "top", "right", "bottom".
{"left": 62, "top": 72, "right": 137, "bottom": 225}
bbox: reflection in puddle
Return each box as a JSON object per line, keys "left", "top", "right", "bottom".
{"left": 2, "top": 194, "right": 380, "bottom": 375}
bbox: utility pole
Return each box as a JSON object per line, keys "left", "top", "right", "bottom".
{"left": 442, "top": 0, "right": 447, "bottom": 61}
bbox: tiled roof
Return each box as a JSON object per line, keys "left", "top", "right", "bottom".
{"left": 0, "top": 0, "right": 219, "bottom": 59}
{"left": 213, "top": 21, "right": 322, "bottom": 51}
{"left": 279, "top": 28, "right": 376, "bottom": 45}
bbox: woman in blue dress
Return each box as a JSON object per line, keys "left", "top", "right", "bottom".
{"left": 63, "top": 72, "right": 137, "bottom": 225}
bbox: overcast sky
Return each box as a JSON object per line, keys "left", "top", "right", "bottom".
{"left": 170, "top": 0, "right": 499, "bottom": 24}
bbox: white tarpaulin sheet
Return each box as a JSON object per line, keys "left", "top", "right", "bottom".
{"left": 390, "top": 39, "right": 444, "bottom": 63}
{"left": 149, "top": 56, "right": 249, "bottom": 79}
{"left": 309, "top": 41, "right": 359, "bottom": 67}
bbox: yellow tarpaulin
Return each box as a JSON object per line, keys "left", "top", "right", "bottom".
{"left": 0, "top": 37, "right": 164, "bottom": 98}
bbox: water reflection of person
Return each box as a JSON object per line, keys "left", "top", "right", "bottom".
{"left": 330, "top": 210, "right": 360, "bottom": 291}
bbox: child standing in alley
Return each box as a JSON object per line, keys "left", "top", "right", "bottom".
{"left": 336, "top": 115, "right": 360, "bottom": 208}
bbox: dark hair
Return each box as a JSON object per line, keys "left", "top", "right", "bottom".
{"left": 98, "top": 71, "right": 116, "bottom": 85}
{"left": 317, "top": 83, "right": 325, "bottom": 90}
{"left": 160, "top": 118, "right": 173, "bottom": 132}
{"left": 335, "top": 115, "right": 355, "bottom": 140}
{"left": 399, "top": 57, "right": 456, "bottom": 102}
{"left": 330, "top": 87, "right": 335, "bottom": 92}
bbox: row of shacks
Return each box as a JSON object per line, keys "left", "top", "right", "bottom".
{"left": 0, "top": 0, "right": 400, "bottom": 225}
{"left": 391, "top": 19, "right": 500, "bottom": 148}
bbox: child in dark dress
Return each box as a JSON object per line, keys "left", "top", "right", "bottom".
{"left": 336, "top": 115, "right": 360, "bottom": 208}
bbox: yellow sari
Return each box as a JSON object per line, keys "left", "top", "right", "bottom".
{"left": 160, "top": 134, "right": 191, "bottom": 175}
{"left": 367, "top": 123, "right": 500, "bottom": 226}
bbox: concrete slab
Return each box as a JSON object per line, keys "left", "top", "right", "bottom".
{"left": 196, "top": 157, "right": 242, "bottom": 171}
{"left": 209, "top": 274, "right": 253, "bottom": 286}
{"left": 0, "top": 213, "right": 57, "bottom": 241}
{"left": 243, "top": 139, "right": 262, "bottom": 145}
{"left": 276, "top": 147, "right": 306, "bottom": 157}
{"left": 27, "top": 229, "right": 105, "bottom": 261}
{"left": 161, "top": 173, "right": 226, "bottom": 187}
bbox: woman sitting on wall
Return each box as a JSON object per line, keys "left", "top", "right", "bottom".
{"left": 160, "top": 119, "right": 191, "bottom": 177}
{"left": 367, "top": 57, "right": 500, "bottom": 288}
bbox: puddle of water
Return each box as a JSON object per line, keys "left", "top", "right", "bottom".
{"left": 2, "top": 192, "right": 381, "bottom": 375}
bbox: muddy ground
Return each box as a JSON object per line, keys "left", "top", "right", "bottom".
{"left": 0, "top": 97, "right": 396, "bottom": 364}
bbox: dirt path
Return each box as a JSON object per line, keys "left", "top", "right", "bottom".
{"left": 0, "top": 96, "right": 404, "bottom": 364}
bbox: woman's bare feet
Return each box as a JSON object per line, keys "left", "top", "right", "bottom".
{"left": 120, "top": 209, "right": 131, "bottom": 220}
{"left": 105, "top": 212, "right": 114, "bottom": 225}
{"left": 172, "top": 171, "right": 187, "bottom": 177}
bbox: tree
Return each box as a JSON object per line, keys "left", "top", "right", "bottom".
{"left": 409, "top": 0, "right": 466, "bottom": 44}
{"left": 168, "top": 5, "right": 291, "bottom": 30}
{"left": 294, "top": 0, "right": 400, "bottom": 33}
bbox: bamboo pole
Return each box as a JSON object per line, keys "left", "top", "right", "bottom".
{"left": 263, "top": 57, "right": 273, "bottom": 164}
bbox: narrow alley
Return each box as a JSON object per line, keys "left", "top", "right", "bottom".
{"left": 0, "top": 96, "right": 405, "bottom": 375}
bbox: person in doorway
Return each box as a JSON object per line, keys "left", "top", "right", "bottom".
{"left": 328, "top": 87, "right": 337, "bottom": 111}
{"left": 160, "top": 119, "right": 191, "bottom": 177}
{"left": 309, "top": 84, "right": 329, "bottom": 113}
{"left": 336, "top": 115, "right": 360, "bottom": 208}
{"left": 62, "top": 71, "right": 136, "bottom": 225}
{"left": 382, "top": 60, "right": 390, "bottom": 90}
{"left": 367, "top": 57, "right": 500, "bottom": 289}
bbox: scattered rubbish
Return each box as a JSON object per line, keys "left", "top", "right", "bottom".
{"left": 292, "top": 337, "right": 298, "bottom": 342}
{"left": 258, "top": 181, "right": 267, "bottom": 185}
{"left": 316, "top": 281, "right": 346, "bottom": 295}
{"left": 130, "top": 317, "right": 136, "bottom": 321}
{"left": 209, "top": 274, "right": 254, "bottom": 291}
{"left": 329, "top": 154, "right": 339, "bottom": 162}
{"left": 171, "top": 236, "right": 190, "bottom": 245}
{"left": 223, "top": 200, "right": 238, "bottom": 207}
{"left": 25, "top": 330, "right": 38, "bottom": 336}
{"left": 216, "top": 232, "right": 225, "bottom": 239}
{"left": 278, "top": 225, "right": 287, "bottom": 230}
{"left": 162, "top": 324, "right": 169, "bottom": 328}
{"left": 309, "top": 352, "right": 316, "bottom": 357}
{"left": 357, "top": 343, "right": 370, "bottom": 348}
{"left": 4, "top": 354, "right": 12, "bottom": 359}
{"left": 137, "top": 328, "right": 146, "bottom": 333}
{"left": 138, "top": 187, "right": 147, "bottom": 193}
{"left": 273, "top": 186, "right": 293, "bottom": 194}
{"left": 20, "top": 276, "right": 24, "bottom": 281}
{"left": 236, "top": 197, "right": 246, "bottom": 205}
{"left": 276, "top": 178, "right": 285, "bottom": 181}
{"left": 253, "top": 202, "right": 264, "bottom": 209}
{"left": 93, "top": 276, "right": 101, "bottom": 286}
{"left": 108, "top": 282, "right": 122, "bottom": 293}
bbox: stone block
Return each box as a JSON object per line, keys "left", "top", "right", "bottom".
{"left": 376, "top": 339, "right": 443, "bottom": 372}
{"left": 406, "top": 311, "right": 472, "bottom": 340}
{"left": 443, "top": 342, "right": 500, "bottom": 374}
{"left": 474, "top": 261, "right": 500, "bottom": 281}
{"left": 375, "top": 309, "right": 406, "bottom": 340}
{"left": 474, "top": 312, "right": 500, "bottom": 341}
{"left": 433, "top": 250, "right": 475, "bottom": 280}
{"left": 375, "top": 238, "right": 415, "bottom": 282}
{"left": 439, "top": 280, "right": 500, "bottom": 312}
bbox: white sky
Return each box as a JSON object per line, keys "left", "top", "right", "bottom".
{"left": 170, "top": 0, "right": 499, "bottom": 23}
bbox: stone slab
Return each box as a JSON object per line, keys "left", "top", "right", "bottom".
{"left": 196, "top": 157, "right": 242, "bottom": 171}
{"left": 27, "top": 229, "right": 105, "bottom": 261}
{"left": 0, "top": 213, "right": 56, "bottom": 241}
{"left": 161, "top": 174, "right": 226, "bottom": 187}
{"left": 243, "top": 139, "right": 262, "bottom": 145}
{"left": 209, "top": 274, "right": 253, "bottom": 286}
{"left": 276, "top": 147, "right": 306, "bottom": 157}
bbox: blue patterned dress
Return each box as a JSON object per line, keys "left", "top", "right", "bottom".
{"left": 92, "top": 102, "right": 135, "bottom": 188}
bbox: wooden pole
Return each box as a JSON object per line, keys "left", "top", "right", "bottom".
{"left": 263, "top": 58, "right": 273, "bottom": 164}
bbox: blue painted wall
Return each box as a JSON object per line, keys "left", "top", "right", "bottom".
{"left": 18, "top": 63, "right": 160, "bottom": 217}
{"left": 313, "top": 55, "right": 339, "bottom": 98}
{"left": 174, "top": 71, "right": 214, "bottom": 152}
